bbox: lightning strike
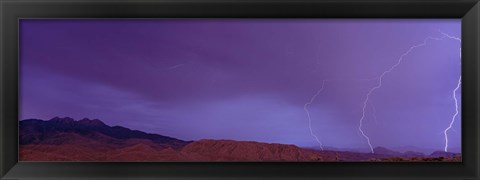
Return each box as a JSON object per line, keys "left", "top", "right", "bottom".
{"left": 444, "top": 77, "right": 461, "bottom": 152}
{"left": 304, "top": 80, "right": 327, "bottom": 151}
{"left": 439, "top": 31, "right": 461, "bottom": 41}
{"left": 439, "top": 31, "right": 461, "bottom": 152}
{"left": 358, "top": 33, "right": 459, "bottom": 154}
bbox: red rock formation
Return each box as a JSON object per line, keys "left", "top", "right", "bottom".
{"left": 180, "top": 139, "right": 327, "bottom": 161}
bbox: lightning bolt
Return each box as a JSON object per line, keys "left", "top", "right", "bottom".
{"left": 358, "top": 32, "right": 460, "bottom": 154}
{"left": 303, "top": 77, "right": 378, "bottom": 151}
{"left": 304, "top": 80, "right": 327, "bottom": 151}
{"left": 444, "top": 77, "right": 461, "bottom": 152}
{"left": 439, "top": 31, "right": 461, "bottom": 153}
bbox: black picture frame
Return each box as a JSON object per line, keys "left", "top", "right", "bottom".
{"left": 1, "top": 0, "right": 479, "bottom": 179}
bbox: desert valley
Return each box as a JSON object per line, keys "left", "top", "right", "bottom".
{"left": 19, "top": 117, "right": 461, "bottom": 162}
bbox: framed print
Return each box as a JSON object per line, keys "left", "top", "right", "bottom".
{"left": 1, "top": 0, "right": 479, "bottom": 179}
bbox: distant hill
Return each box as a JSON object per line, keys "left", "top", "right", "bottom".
{"left": 373, "top": 146, "right": 403, "bottom": 156}
{"left": 181, "top": 139, "right": 328, "bottom": 161}
{"left": 19, "top": 117, "right": 462, "bottom": 162}
{"left": 429, "top": 151, "right": 458, "bottom": 158}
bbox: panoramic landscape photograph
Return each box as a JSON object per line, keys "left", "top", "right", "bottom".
{"left": 19, "top": 19, "right": 461, "bottom": 162}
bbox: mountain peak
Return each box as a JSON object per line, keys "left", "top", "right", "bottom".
{"left": 78, "top": 118, "right": 106, "bottom": 127}
{"left": 50, "top": 116, "right": 74, "bottom": 122}
{"left": 48, "top": 117, "right": 107, "bottom": 127}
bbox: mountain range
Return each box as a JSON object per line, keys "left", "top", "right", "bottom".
{"left": 19, "top": 117, "right": 461, "bottom": 161}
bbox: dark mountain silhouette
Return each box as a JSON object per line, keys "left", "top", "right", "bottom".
{"left": 429, "top": 151, "right": 458, "bottom": 158}
{"left": 373, "top": 146, "right": 403, "bottom": 156}
{"left": 317, "top": 146, "right": 368, "bottom": 153}
{"left": 20, "top": 117, "right": 190, "bottom": 149}
{"left": 392, "top": 145, "right": 438, "bottom": 154}
{"left": 19, "top": 117, "right": 462, "bottom": 162}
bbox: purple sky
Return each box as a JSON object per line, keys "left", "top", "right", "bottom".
{"left": 19, "top": 19, "right": 461, "bottom": 153}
